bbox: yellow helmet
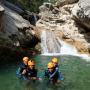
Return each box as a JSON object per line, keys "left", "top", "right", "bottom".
{"left": 28, "top": 60, "right": 35, "bottom": 66}
{"left": 47, "top": 62, "right": 54, "bottom": 68}
{"left": 52, "top": 58, "right": 58, "bottom": 63}
{"left": 23, "top": 57, "right": 29, "bottom": 62}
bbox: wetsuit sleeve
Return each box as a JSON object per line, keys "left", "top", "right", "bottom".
{"left": 44, "top": 70, "right": 48, "bottom": 77}
{"left": 16, "top": 63, "right": 25, "bottom": 76}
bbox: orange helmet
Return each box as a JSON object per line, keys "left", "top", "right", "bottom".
{"left": 23, "top": 57, "right": 29, "bottom": 62}
{"left": 28, "top": 60, "right": 35, "bottom": 66}
{"left": 47, "top": 62, "right": 54, "bottom": 68}
{"left": 52, "top": 58, "right": 58, "bottom": 63}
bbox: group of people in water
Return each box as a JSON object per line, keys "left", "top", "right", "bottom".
{"left": 16, "top": 56, "right": 64, "bottom": 84}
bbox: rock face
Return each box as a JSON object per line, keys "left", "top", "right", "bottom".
{"left": 78, "top": 0, "right": 90, "bottom": 18}
{"left": 72, "top": 0, "right": 90, "bottom": 29}
{"left": 36, "top": 1, "right": 90, "bottom": 55}
{"left": 71, "top": 0, "right": 90, "bottom": 54}
{"left": 55, "top": 0, "right": 79, "bottom": 7}
{"left": 4, "top": 6, "right": 30, "bottom": 35}
{"left": 4, "top": 1, "right": 25, "bottom": 14}
{"left": 0, "top": 4, "right": 39, "bottom": 48}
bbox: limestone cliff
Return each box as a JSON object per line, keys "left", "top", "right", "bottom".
{"left": 36, "top": 0, "right": 90, "bottom": 55}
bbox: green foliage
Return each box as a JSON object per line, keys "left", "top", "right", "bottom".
{"left": 7, "top": 0, "right": 57, "bottom": 12}
{"left": 7, "top": 0, "right": 43, "bottom": 12}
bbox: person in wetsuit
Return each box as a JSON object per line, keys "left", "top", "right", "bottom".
{"left": 51, "top": 57, "right": 64, "bottom": 81}
{"left": 27, "top": 60, "right": 37, "bottom": 80}
{"left": 16, "top": 57, "right": 29, "bottom": 80}
{"left": 44, "top": 62, "right": 59, "bottom": 84}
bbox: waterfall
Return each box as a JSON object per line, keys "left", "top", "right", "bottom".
{"left": 41, "top": 30, "right": 79, "bottom": 55}
{"left": 41, "top": 31, "right": 90, "bottom": 61}
{"left": 41, "top": 30, "right": 61, "bottom": 55}
{"left": 56, "top": 37, "right": 78, "bottom": 55}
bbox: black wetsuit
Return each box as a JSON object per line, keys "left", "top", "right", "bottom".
{"left": 45, "top": 68, "right": 59, "bottom": 83}
{"left": 27, "top": 68, "right": 37, "bottom": 78}
{"left": 16, "top": 63, "right": 28, "bottom": 80}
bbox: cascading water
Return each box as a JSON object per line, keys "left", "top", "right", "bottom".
{"left": 41, "top": 30, "right": 61, "bottom": 55}
{"left": 41, "top": 30, "right": 78, "bottom": 55}
{"left": 56, "top": 37, "right": 78, "bottom": 55}
{"left": 41, "top": 30, "right": 90, "bottom": 61}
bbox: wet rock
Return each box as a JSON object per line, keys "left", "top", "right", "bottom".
{"left": 72, "top": 0, "right": 90, "bottom": 29}
{"left": 4, "top": 6, "right": 30, "bottom": 35}
{"left": 23, "top": 11, "right": 40, "bottom": 25}
{"left": 0, "top": 5, "right": 4, "bottom": 32}
{"left": 0, "top": 4, "right": 39, "bottom": 49}
{"left": 74, "top": 41, "right": 89, "bottom": 54}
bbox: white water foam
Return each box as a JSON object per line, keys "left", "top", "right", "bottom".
{"left": 41, "top": 31, "right": 90, "bottom": 61}
{"left": 41, "top": 53, "right": 90, "bottom": 61}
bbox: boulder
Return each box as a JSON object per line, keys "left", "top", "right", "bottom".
{"left": 0, "top": 5, "right": 39, "bottom": 48}
{"left": 4, "top": 5, "right": 30, "bottom": 35}
{"left": 72, "top": 0, "right": 90, "bottom": 29}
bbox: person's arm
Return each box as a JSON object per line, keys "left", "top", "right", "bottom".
{"left": 16, "top": 67, "right": 21, "bottom": 75}
{"left": 16, "top": 63, "right": 24, "bottom": 74}
{"left": 22, "top": 69, "right": 27, "bottom": 75}
{"left": 16, "top": 63, "right": 24, "bottom": 75}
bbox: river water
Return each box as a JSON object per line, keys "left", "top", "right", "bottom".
{"left": 0, "top": 55, "right": 90, "bottom": 90}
